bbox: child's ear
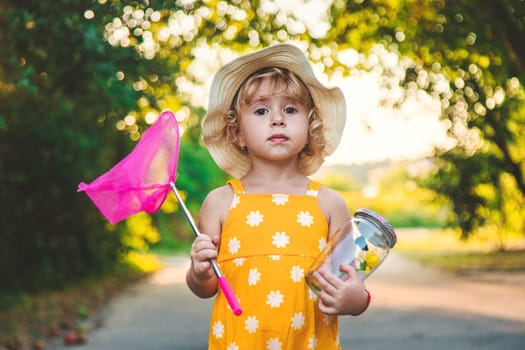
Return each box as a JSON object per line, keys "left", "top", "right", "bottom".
{"left": 228, "top": 124, "right": 246, "bottom": 148}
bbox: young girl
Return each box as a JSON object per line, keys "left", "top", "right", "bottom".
{"left": 186, "top": 44, "right": 370, "bottom": 349}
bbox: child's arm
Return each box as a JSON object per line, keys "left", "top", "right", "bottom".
{"left": 186, "top": 186, "right": 231, "bottom": 298}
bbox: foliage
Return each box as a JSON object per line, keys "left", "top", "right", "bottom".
{"left": 318, "top": 0, "right": 525, "bottom": 239}
{"left": 0, "top": 0, "right": 138, "bottom": 291}
{"left": 0, "top": 0, "right": 310, "bottom": 290}
{"left": 0, "top": 0, "right": 223, "bottom": 291}
{"left": 2, "top": 0, "right": 523, "bottom": 295}
{"left": 123, "top": 213, "right": 161, "bottom": 250}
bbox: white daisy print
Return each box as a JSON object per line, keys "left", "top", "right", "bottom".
{"left": 245, "top": 316, "right": 259, "bottom": 333}
{"left": 248, "top": 268, "right": 261, "bottom": 286}
{"left": 266, "top": 290, "right": 284, "bottom": 308}
{"left": 272, "top": 232, "right": 290, "bottom": 248}
{"left": 233, "top": 258, "right": 245, "bottom": 266}
{"left": 297, "top": 211, "right": 314, "bottom": 227}
{"left": 306, "top": 189, "right": 319, "bottom": 197}
{"left": 266, "top": 337, "right": 282, "bottom": 350}
{"left": 269, "top": 255, "right": 281, "bottom": 261}
{"left": 308, "top": 288, "right": 318, "bottom": 301}
{"left": 291, "top": 312, "right": 305, "bottom": 330}
{"left": 271, "top": 194, "right": 289, "bottom": 206}
{"left": 290, "top": 265, "right": 304, "bottom": 282}
{"left": 246, "top": 210, "right": 264, "bottom": 227}
{"left": 227, "top": 342, "right": 239, "bottom": 350}
{"left": 318, "top": 237, "right": 327, "bottom": 251}
{"left": 212, "top": 321, "right": 224, "bottom": 338}
{"left": 228, "top": 237, "right": 241, "bottom": 254}
{"left": 230, "top": 194, "right": 240, "bottom": 209}
{"left": 308, "top": 336, "right": 318, "bottom": 349}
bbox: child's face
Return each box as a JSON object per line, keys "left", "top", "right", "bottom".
{"left": 232, "top": 76, "right": 310, "bottom": 166}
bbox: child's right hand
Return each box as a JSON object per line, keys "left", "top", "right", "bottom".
{"left": 189, "top": 234, "right": 219, "bottom": 280}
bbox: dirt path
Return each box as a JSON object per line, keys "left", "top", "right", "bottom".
{"left": 339, "top": 252, "right": 525, "bottom": 349}
{"left": 48, "top": 248, "right": 525, "bottom": 349}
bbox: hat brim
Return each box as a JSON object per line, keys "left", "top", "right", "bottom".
{"left": 202, "top": 43, "right": 347, "bottom": 178}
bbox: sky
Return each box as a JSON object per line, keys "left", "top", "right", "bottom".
{"left": 324, "top": 72, "right": 451, "bottom": 165}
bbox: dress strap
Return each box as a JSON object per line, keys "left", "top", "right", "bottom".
{"left": 228, "top": 179, "right": 245, "bottom": 193}
{"left": 306, "top": 181, "right": 321, "bottom": 197}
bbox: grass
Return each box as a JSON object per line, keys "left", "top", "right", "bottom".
{"left": 406, "top": 250, "right": 525, "bottom": 272}
{"left": 395, "top": 228, "right": 525, "bottom": 273}
{"left": 150, "top": 239, "right": 192, "bottom": 256}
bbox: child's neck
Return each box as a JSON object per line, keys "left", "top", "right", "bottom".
{"left": 240, "top": 170, "right": 310, "bottom": 194}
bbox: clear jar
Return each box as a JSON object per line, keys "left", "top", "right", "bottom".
{"left": 306, "top": 208, "right": 397, "bottom": 296}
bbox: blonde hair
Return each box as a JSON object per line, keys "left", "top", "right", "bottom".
{"left": 227, "top": 67, "right": 325, "bottom": 172}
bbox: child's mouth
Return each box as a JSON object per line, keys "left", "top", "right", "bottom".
{"left": 268, "top": 134, "right": 289, "bottom": 143}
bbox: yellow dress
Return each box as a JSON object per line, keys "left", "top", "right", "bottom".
{"left": 208, "top": 179, "right": 341, "bottom": 350}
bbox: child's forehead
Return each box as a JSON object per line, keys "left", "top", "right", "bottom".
{"left": 242, "top": 82, "right": 305, "bottom": 104}
{"left": 243, "top": 74, "right": 305, "bottom": 96}
{"left": 245, "top": 93, "right": 303, "bottom": 104}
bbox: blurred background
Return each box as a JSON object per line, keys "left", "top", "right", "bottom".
{"left": 1, "top": 0, "right": 524, "bottom": 348}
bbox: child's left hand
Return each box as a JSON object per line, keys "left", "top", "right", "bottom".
{"left": 313, "top": 263, "right": 370, "bottom": 316}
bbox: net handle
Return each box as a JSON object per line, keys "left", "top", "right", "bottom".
{"left": 169, "top": 182, "right": 242, "bottom": 316}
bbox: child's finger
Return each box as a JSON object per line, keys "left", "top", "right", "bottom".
{"left": 318, "top": 266, "right": 345, "bottom": 288}
{"left": 313, "top": 270, "right": 338, "bottom": 295}
{"left": 339, "top": 263, "right": 358, "bottom": 280}
{"left": 317, "top": 288, "right": 346, "bottom": 315}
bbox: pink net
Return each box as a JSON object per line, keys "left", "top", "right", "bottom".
{"left": 78, "top": 110, "right": 180, "bottom": 224}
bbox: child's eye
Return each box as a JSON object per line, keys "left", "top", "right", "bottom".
{"left": 283, "top": 107, "right": 298, "bottom": 114}
{"left": 254, "top": 108, "right": 269, "bottom": 116}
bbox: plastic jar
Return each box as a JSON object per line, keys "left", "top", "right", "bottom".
{"left": 306, "top": 208, "right": 397, "bottom": 296}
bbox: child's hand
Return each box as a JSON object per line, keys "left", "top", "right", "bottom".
{"left": 189, "top": 234, "right": 219, "bottom": 281}
{"left": 313, "top": 263, "right": 370, "bottom": 316}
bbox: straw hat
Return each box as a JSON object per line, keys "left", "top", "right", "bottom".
{"left": 202, "top": 43, "right": 347, "bottom": 178}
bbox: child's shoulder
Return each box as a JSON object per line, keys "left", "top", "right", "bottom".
{"left": 200, "top": 184, "right": 235, "bottom": 223}
{"left": 317, "top": 184, "right": 351, "bottom": 229}
{"left": 318, "top": 183, "right": 346, "bottom": 202}
{"left": 204, "top": 184, "right": 235, "bottom": 205}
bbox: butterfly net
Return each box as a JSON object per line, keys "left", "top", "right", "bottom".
{"left": 78, "top": 111, "right": 180, "bottom": 224}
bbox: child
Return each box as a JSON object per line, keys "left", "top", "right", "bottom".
{"left": 186, "top": 43, "right": 370, "bottom": 349}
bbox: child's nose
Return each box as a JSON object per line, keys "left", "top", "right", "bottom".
{"left": 270, "top": 111, "right": 286, "bottom": 126}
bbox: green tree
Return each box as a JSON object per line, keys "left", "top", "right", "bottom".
{"left": 320, "top": 0, "right": 525, "bottom": 240}
{"left": 0, "top": 0, "right": 170, "bottom": 290}
{"left": 5, "top": 0, "right": 522, "bottom": 292}
{"left": 0, "top": 0, "right": 318, "bottom": 290}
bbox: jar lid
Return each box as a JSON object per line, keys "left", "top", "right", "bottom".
{"left": 354, "top": 208, "right": 397, "bottom": 248}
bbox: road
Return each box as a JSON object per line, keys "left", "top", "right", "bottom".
{"left": 49, "top": 250, "right": 525, "bottom": 349}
